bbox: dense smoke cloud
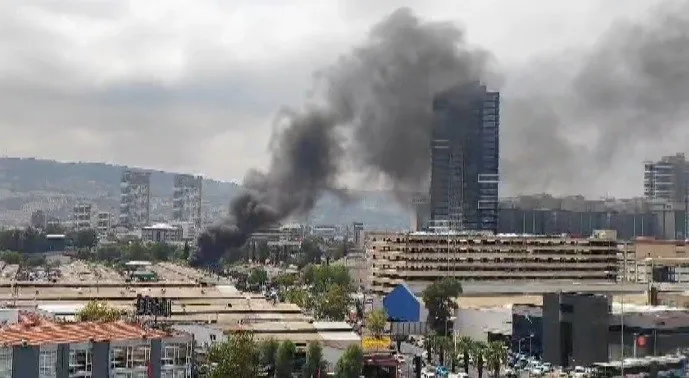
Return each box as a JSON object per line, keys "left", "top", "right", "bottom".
{"left": 501, "top": 0, "right": 689, "bottom": 195}
{"left": 194, "top": 8, "right": 492, "bottom": 265}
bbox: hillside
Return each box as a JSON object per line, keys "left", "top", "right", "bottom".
{"left": 0, "top": 158, "right": 410, "bottom": 229}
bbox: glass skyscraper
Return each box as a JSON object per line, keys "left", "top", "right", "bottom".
{"left": 429, "top": 82, "right": 500, "bottom": 232}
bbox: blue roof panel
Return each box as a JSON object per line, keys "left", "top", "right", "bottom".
{"left": 383, "top": 284, "right": 423, "bottom": 322}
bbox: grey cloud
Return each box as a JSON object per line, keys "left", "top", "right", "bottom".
{"left": 501, "top": 0, "right": 689, "bottom": 197}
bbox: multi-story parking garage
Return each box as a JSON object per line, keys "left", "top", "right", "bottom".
{"left": 367, "top": 230, "right": 619, "bottom": 294}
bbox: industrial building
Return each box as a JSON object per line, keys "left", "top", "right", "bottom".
{"left": 498, "top": 194, "right": 687, "bottom": 241}
{"left": 618, "top": 239, "right": 689, "bottom": 283}
{"left": 445, "top": 292, "right": 689, "bottom": 366}
{"left": 429, "top": 82, "right": 500, "bottom": 233}
{"left": 120, "top": 169, "right": 151, "bottom": 229}
{"left": 367, "top": 230, "right": 619, "bottom": 294}
{"left": 0, "top": 320, "right": 192, "bottom": 378}
{"left": 172, "top": 174, "right": 203, "bottom": 229}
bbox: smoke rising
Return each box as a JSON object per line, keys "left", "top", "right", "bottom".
{"left": 501, "top": 0, "right": 689, "bottom": 196}
{"left": 194, "top": 7, "right": 493, "bottom": 265}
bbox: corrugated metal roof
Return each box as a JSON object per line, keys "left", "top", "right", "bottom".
{"left": 318, "top": 331, "right": 361, "bottom": 342}
{"left": 312, "top": 321, "right": 353, "bottom": 331}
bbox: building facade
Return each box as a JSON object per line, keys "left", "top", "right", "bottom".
{"left": 72, "top": 203, "right": 92, "bottom": 231}
{"left": 172, "top": 174, "right": 202, "bottom": 229}
{"left": 644, "top": 153, "right": 689, "bottom": 204}
{"left": 430, "top": 82, "right": 499, "bottom": 233}
{"left": 96, "top": 211, "right": 111, "bottom": 236}
{"left": 411, "top": 194, "right": 431, "bottom": 232}
{"left": 141, "top": 223, "right": 184, "bottom": 244}
{"left": 120, "top": 169, "right": 151, "bottom": 229}
{"left": 543, "top": 293, "right": 609, "bottom": 367}
{"left": 0, "top": 321, "right": 192, "bottom": 378}
{"left": 367, "top": 231, "right": 619, "bottom": 294}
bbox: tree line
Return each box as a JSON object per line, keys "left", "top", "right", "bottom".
{"left": 0, "top": 227, "right": 99, "bottom": 253}
{"left": 419, "top": 277, "right": 508, "bottom": 377}
{"left": 272, "top": 264, "right": 354, "bottom": 321}
{"left": 207, "top": 331, "right": 364, "bottom": 378}
{"left": 216, "top": 236, "right": 353, "bottom": 269}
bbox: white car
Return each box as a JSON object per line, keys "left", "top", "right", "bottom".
{"left": 530, "top": 366, "right": 544, "bottom": 376}
{"left": 541, "top": 362, "right": 552, "bottom": 373}
{"left": 572, "top": 366, "right": 587, "bottom": 378}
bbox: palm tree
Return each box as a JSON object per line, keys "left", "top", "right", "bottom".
{"left": 485, "top": 341, "right": 507, "bottom": 378}
{"left": 437, "top": 336, "right": 452, "bottom": 366}
{"left": 456, "top": 336, "right": 474, "bottom": 374}
{"left": 472, "top": 341, "right": 488, "bottom": 378}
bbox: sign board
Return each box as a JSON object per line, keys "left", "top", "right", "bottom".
{"left": 362, "top": 336, "right": 392, "bottom": 352}
{"left": 136, "top": 295, "right": 172, "bottom": 317}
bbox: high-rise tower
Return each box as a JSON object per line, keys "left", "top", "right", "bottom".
{"left": 429, "top": 82, "right": 500, "bottom": 232}
{"left": 119, "top": 169, "right": 151, "bottom": 229}
{"left": 172, "top": 174, "right": 203, "bottom": 228}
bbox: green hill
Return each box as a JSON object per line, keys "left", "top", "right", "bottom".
{"left": 0, "top": 157, "right": 410, "bottom": 229}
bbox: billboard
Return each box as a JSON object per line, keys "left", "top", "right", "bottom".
{"left": 135, "top": 295, "right": 172, "bottom": 318}
{"left": 362, "top": 336, "right": 392, "bottom": 352}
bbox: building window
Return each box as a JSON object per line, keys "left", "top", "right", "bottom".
{"left": 69, "top": 347, "right": 92, "bottom": 377}
{"left": 39, "top": 349, "right": 57, "bottom": 377}
{"left": 111, "top": 345, "right": 151, "bottom": 370}
{"left": 0, "top": 348, "right": 12, "bottom": 377}
{"left": 162, "top": 343, "right": 190, "bottom": 366}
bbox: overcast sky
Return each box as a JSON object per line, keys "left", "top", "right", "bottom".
{"left": 0, "top": 0, "right": 668, "bottom": 197}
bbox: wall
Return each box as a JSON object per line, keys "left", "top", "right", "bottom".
{"left": 172, "top": 324, "right": 224, "bottom": 349}
{"left": 543, "top": 293, "right": 609, "bottom": 366}
{"left": 455, "top": 307, "right": 511, "bottom": 342}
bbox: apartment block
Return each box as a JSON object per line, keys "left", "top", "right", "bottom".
{"left": 644, "top": 153, "right": 689, "bottom": 204}
{"left": 72, "top": 203, "right": 92, "bottom": 231}
{"left": 619, "top": 239, "right": 689, "bottom": 283}
{"left": 367, "top": 230, "right": 619, "bottom": 294}
{"left": 96, "top": 212, "right": 111, "bottom": 236}
{"left": 120, "top": 169, "right": 151, "bottom": 229}
{"left": 0, "top": 321, "right": 192, "bottom": 378}
{"left": 172, "top": 174, "right": 202, "bottom": 229}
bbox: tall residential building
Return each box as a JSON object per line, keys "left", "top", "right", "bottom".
{"left": 644, "top": 153, "right": 689, "bottom": 204}
{"left": 119, "top": 169, "right": 151, "bottom": 229}
{"left": 429, "top": 82, "right": 500, "bottom": 232}
{"left": 172, "top": 174, "right": 203, "bottom": 228}
{"left": 96, "top": 211, "right": 112, "bottom": 235}
{"left": 72, "top": 203, "right": 92, "bottom": 230}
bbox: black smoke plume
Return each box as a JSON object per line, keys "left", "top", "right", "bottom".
{"left": 501, "top": 0, "right": 689, "bottom": 196}
{"left": 194, "top": 8, "right": 493, "bottom": 265}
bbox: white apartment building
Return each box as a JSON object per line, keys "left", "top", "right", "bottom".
{"left": 96, "top": 211, "right": 112, "bottom": 235}
{"left": 142, "top": 223, "right": 183, "bottom": 244}
{"left": 72, "top": 203, "right": 93, "bottom": 230}
{"left": 172, "top": 174, "right": 202, "bottom": 229}
{"left": 120, "top": 169, "right": 151, "bottom": 229}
